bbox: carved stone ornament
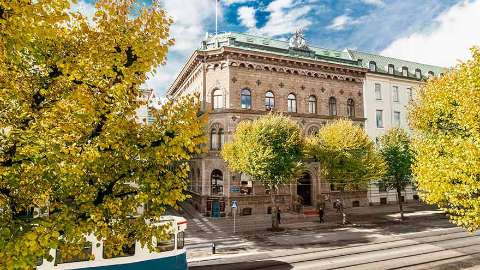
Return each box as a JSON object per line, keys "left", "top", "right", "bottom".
{"left": 288, "top": 29, "right": 309, "bottom": 50}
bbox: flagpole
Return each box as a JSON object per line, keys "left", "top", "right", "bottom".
{"left": 215, "top": 0, "right": 218, "bottom": 36}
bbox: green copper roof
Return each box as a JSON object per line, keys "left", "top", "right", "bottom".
{"left": 347, "top": 50, "right": 447, "bottom": 79}
{"left": 201, "top": 32, "right": 447, "bottom": 79}
{"left": 202, "top": 32, "right": 359, "bottom": 67}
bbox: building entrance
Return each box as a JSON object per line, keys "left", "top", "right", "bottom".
{"left": 297, "top": 173, "right": 312, "bottom": 205}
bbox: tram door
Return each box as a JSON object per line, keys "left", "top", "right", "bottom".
{"left": 212, "top": 200, "right": 220, "bottom": 218}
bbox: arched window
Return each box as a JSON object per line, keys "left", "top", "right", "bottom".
{"left": 211, "top": 170, "right": 223, "bottom": 195}
{"left": 328, "top": 97, "right": 337, "bottom": 116}
{"left": 241, "top": 89, "right": 252, "bottom": 109}
{"left": 347, "top": 98, "right": 355, "bottom": 118}
{"left": 212, "top": 89, "right": 223, "bottom": 110}
{"left": 307, "top": 126, "right": 319, "bottom": 136}
{"left": 288, "top": 93, "right": 297, "bottom": 113}
{"left": 308, "top": 95, "right": 317, "bottom": 114}
{"left": 210, "top": 128, "right": 218, "bottom": 150}
{"left": 218, "top": 128, "right": 225, "bottom": 149}
{"left": 369, "top": 61, "right": 377, "bottom": 72}
{"left": 388, "top": 64, "right": 394, "bottom": 74}
{"left": 415, "top": 69, "right": 422, "bottom": 79}
{"left": 402, "top": 66, "right": 408, "bottom": 77}
{"left": 428, "top": 71, "right": 435, "bottom": 77}
{"left": 265, "top": 91, "right": 275, "bottom": 110}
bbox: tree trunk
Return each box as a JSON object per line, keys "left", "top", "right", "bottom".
{"left": 397, "top": 188, "right": 404, "bottom": 221}
{"left": 270, "top": 189, "right": 279, "bottom": 230}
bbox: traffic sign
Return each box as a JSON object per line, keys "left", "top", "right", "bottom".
{"left": 231, "top": 200, "right": 238, "bottom": 209}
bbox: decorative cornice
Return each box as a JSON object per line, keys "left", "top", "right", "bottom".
{"left": 167, "top": 47, "right": 367, "bottom": 97}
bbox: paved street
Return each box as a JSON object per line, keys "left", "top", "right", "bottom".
{"left": 179, "top": 203, "right": 480, "bottom": 270}
{"left": 190, "top": 226, "right": 480, "bottom": 270}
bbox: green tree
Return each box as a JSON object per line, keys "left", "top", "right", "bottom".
{"left": 409, "top": 48, "right": 480, "bottom": 232}
{"left": 306, "top": 119, "right": 385, "bottom": 224}
{"left": 0, "top": 1, "right": 205, "bottom": 269}
{"left": 221, "top": 114, "right": 304, "bottom": 230}
{"left": 378, "top": 128, "right": 414, "bottom": 221}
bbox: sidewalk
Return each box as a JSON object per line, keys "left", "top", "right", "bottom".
{"left": 185, "top": 203, "right": 446, "bottom": 260}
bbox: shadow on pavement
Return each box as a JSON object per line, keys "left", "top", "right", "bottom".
{"left": 190, "top": 260, "right": 293, "bottom": 270}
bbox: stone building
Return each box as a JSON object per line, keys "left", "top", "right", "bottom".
{"left": 167, "top": 32, "right": 368, "bottom": 217}
{"left": 347, "top": 51, "right": 446, "bottom": 205}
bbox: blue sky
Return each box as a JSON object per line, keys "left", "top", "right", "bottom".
{"left": 76, "top": 0, "right": 480, "bottom": 96}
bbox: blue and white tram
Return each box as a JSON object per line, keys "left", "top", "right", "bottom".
{"left": 36, "top": 216, "right": 188, "bottom": 270}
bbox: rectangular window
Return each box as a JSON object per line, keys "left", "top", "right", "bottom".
{"left": 376, "top": 110, "right": 384, "bottom": 128}
{"left": 407, "top": 88, "right": 413, "bottom": 101}
{"left": 240, "top": 180, "right": 253, "bottom": 195}
{"left": 375, "top": 84, "right": 382, "bottom": 100}
{"left": 394, "top": 111, "right": 401, "bottom": 127}
{"left": 103, "top": 241, "right": 135, "bottom": 259}
{"left": 55, "top": 242, "right": 92, "bottom": 265}
{"left": 388, "top": 65, "right": 394, "bottom": 74}
{"left": 392, "top": 86, "right": 399, "bottom": 102}
{"left": 157, "top": 234, "right": 175, "bottom": 252}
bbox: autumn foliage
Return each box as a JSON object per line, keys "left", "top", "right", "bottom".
{"left": 410, "top": 48, "right": 480, "bottom": 232}
{"left": 0, "top": 1, "right": 204, "bottom": 268}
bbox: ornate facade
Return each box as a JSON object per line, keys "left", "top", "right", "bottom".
{"left": 167, "top": 32, "right": 368, "bottom": 217}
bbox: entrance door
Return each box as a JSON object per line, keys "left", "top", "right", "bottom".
{"left": 297, "top": 173, "right": 312, "bottom": 205}
{"left": 211, "top": 200, "right": 220, "bottom": 218}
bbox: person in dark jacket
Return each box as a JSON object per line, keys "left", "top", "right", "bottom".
{"left": 319, "top": 207, "right": 325, "bottom": 223}
{"left": 277, "top": 207, "right": 281, "bottom": 224}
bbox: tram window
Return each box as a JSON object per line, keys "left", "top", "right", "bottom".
{"left": 55, "top": 242, "right": 92, "bottom": 265}
{"left": 177, "top": 232, "right": 185, "bottom": 249}
{"left": 103, "top": 241, "right": 135, "bottom": 259}
{"left": 157, "top": 234, "right": 175, "bottom": 252}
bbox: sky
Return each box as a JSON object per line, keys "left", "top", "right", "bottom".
{"left": 74, "top": 0, "right": 480, "bottom": 96}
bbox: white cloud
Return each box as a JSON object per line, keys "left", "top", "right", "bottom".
{"left": 381, "top": 0, "right": 480, "bottom": 67}
{"left": 238, "top": 6, "right": 257, "bottom": 28}
{"left": 327, "top": 15, "right": 359, "bottom": 31}
{"left": 361, "top": 0, "right": 383, "bottom": 6}
{"left": 144, "top": 0, "right": 217, "bottom": 95}
{"left": 71, "top": 0, "right": 96, "bottom": 21}
{"left": 256, "top": 0, "right": 314, "bottom": 37}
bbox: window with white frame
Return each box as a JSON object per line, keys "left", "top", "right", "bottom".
{"left": 265, "top": 91, "right": 275, "bottom": 109}
{"left": 212, "top": 89, "right": 223, "bottom": 110}
{"left": 376, "top": 110, "right": 384, "bottom": 128}
{"left": 407, "top": 88, "right": 413, "bottom": 101}
{"left": 375, "top": 83, "right": 382, "bottom": 100}
{"left": 308, "top": 95, "right": 317, "bottom": 114}
{"left": 415, "top": 69, "right": 422, "bottom": 79}
{"left": 328, "top": 97, "right": 337, "bottom": 116}
{"left": 393, "top": 111, "right": 401, "bottom": 127}
{"left": 402, "top": 67, "right": 408, "bottom": 77}
{"left": 241, "top": 88, "right": 252, "bottom": 109}
{"left": 287, "top": 93, "right": 297, "bottom": 113}
{"left": 392, "top": 86, "right": 399, "bottom": 102}
{"left": 388, "top": 64, "right": 394, "bottom": 75}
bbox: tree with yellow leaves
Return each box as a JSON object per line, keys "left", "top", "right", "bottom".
{"left": 221, "top": 114, "right": 304, "bottom": 230}
{"left": 0, "top": 1, "right": 205, "bottom": 268}
{"left": 306, "top": 119, "right": 385, "bottom": 224}
{"left": 410, "top": 48, "right": 480, "bottom": 232}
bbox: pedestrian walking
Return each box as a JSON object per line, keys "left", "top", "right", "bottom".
{"left": 277, "top": 207, "right": 281, "bottom": 224}
{"left": 319, "top": 207, "right": 325, "bottom": 223}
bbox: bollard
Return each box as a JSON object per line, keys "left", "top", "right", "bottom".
{"left": 212, "top": 242, "right": 216, "bottom": 254}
